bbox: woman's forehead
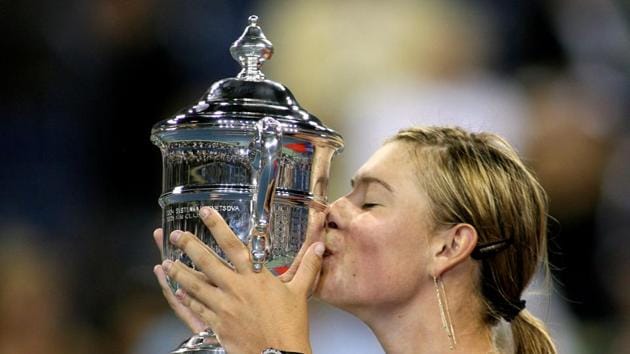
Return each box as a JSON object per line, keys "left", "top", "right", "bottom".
{"left": 355, "top": 142, "right": 416, "bottom": 184}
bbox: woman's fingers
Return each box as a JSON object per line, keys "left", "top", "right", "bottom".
{"left": 157, "top": 228, "right": 213, "bottom": 283}
{"left": 153, "top": 264, "right": 207, "bottom": 333}
{"left": 163, "top": 259, "right": 223, "bottom": 309}
{"left": 280, "top": 209, "right": 327, "bottom": 282}
{"left": 153, "top": 228, "right": 164, "bottom": 259}
{"left": 169, "top": 231, "right": 234, "bottom": 287}
{"left": 175, "top": 288, "right": 218, "bottom": 329}
{"left": 278, "top": 240, "right": 308, "bottom": 283}
{"left": 289, "top": 242, "right": 325, "bottom": 296}
{"left": 198, "top": 207, "right": 251, "bottom": 273}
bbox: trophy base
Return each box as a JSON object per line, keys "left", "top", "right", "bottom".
{"left": 171, "top": 330, "right": 226, "bottom": 354}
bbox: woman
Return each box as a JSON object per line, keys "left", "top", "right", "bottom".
{"left": 153, "top": 126, "right": 557, "bottom": 353}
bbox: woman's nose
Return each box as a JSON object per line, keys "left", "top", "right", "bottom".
{"left": 326, "top": 197, "right": 348, "bottom": 230}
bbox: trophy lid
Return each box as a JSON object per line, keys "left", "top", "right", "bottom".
{"left": 152, "top": 15, "right": 343, "bottom": 148}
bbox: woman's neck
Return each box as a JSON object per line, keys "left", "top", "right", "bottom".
{"left": 354, "top": 277, "right": 497, "bottom": 354}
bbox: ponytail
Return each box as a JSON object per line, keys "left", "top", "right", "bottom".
{"left": 511, "top": 310, "right": 556, "bottom": 354}
{"left": 390, "top": 127, "right": 557, "bottom": 353}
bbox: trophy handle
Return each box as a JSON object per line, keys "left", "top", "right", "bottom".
{"left": 249, "top": 117, "right": 283, "bottom": 272}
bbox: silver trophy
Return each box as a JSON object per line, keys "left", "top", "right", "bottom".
{"left": 150, "top": 15, "right": 344, "bottom": 353}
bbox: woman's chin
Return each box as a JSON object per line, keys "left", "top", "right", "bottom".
{"left": 313, "top": 272, "right": 333, "bottom": 301}
{"left": 313, "top": 274, "right": 343, "bottom": 305}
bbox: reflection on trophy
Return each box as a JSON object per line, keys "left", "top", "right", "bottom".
{"left": 150, "top": 15, "right": 344, "bottom": 353}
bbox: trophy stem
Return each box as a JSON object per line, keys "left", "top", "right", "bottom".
{"left": 171, "top": 329, "right": 226, "bottom": 354}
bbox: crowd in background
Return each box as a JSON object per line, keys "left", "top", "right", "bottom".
{"left": 1, "top": 1, "right": 628, "bottom": 353}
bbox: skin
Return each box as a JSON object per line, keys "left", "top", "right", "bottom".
{"left": 155, "top": 141, "right": 499, "bottom": 353}
{"left": 316, "top": 141, "right": 436, "bottom": 312}
{"left": 154, "top": 209, "right": 323, "bottom": 354}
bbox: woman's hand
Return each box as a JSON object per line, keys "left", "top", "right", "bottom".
{"left": 152, "top": 229, "right": 208, "bottom": 333}
{"left": 160, "top": 206, "right": 324, "bottom": 354}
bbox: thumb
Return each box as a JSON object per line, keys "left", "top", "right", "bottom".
{"left": 290, "top": 242, "right": 325, "bottom": 295}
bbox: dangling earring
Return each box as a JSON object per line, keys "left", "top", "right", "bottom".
{"left": 434, "top": 276, "right": 457, "bottom": 350}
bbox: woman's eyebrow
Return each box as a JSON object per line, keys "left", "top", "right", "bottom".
{"left": 350, "top": 175, "right": 394, "bottom": 193}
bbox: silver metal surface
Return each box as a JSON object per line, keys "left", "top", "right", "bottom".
{"left": 249, "top": 117, "right": 282, "bottom": 272}
{"left": 230, "top": 15, "right": 273, "bottom": 81}
{"left": 171, "top": 330, "right": 226, "bottom": 354}
{"left": 150, "top": 14, "right": 343, "bottom": 353}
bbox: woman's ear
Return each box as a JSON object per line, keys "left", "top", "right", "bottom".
{"left": 429, "top": 223, "right": 478, "bottom": 277}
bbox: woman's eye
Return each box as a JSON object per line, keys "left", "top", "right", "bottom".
{"left": 361, "top": 203, "right": 379, "bottom": 209}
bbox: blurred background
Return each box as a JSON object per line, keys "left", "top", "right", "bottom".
{"left": 1, "top": 0, "right": 628, "bottom": 353}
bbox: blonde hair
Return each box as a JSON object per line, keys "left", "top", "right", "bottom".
{"left": 390, "top": 126, "right": 556, "bottom": 354}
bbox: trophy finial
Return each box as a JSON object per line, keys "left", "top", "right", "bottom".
{"left": 230, "top": 15, "right": 274, "bottom": 81}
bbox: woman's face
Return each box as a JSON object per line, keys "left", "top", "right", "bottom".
{"left": 316, "top": 141, "right": 435, "bottom": 312}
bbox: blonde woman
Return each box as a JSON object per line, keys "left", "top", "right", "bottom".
{"left": 154, "top": 126, "right": 557, "bottom": 354}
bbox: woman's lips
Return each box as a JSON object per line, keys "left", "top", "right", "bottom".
{"left": 323, "top": 239, "right": 337, "bottom": 257}
{"left": 323, "top": 233, "right": 339, "bottom": 257}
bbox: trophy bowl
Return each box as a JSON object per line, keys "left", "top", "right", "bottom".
{"left": 150, "top": 15, "right": 343, "bottom": 353}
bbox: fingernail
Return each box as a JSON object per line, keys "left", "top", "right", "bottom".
{"left": 175, "top": 288, "right": 186, "bottom": 300}
{"left": 170, "top": 230, "right": 182, "bottom": 242}
{"left": 314, "top": 242, "right": 325, "bottom": 256}
{"left": 199, "top": 207, "right": 211, "bottom": 219}
{"left": 162, "top": 260, "right": 173, "bottom": 272}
